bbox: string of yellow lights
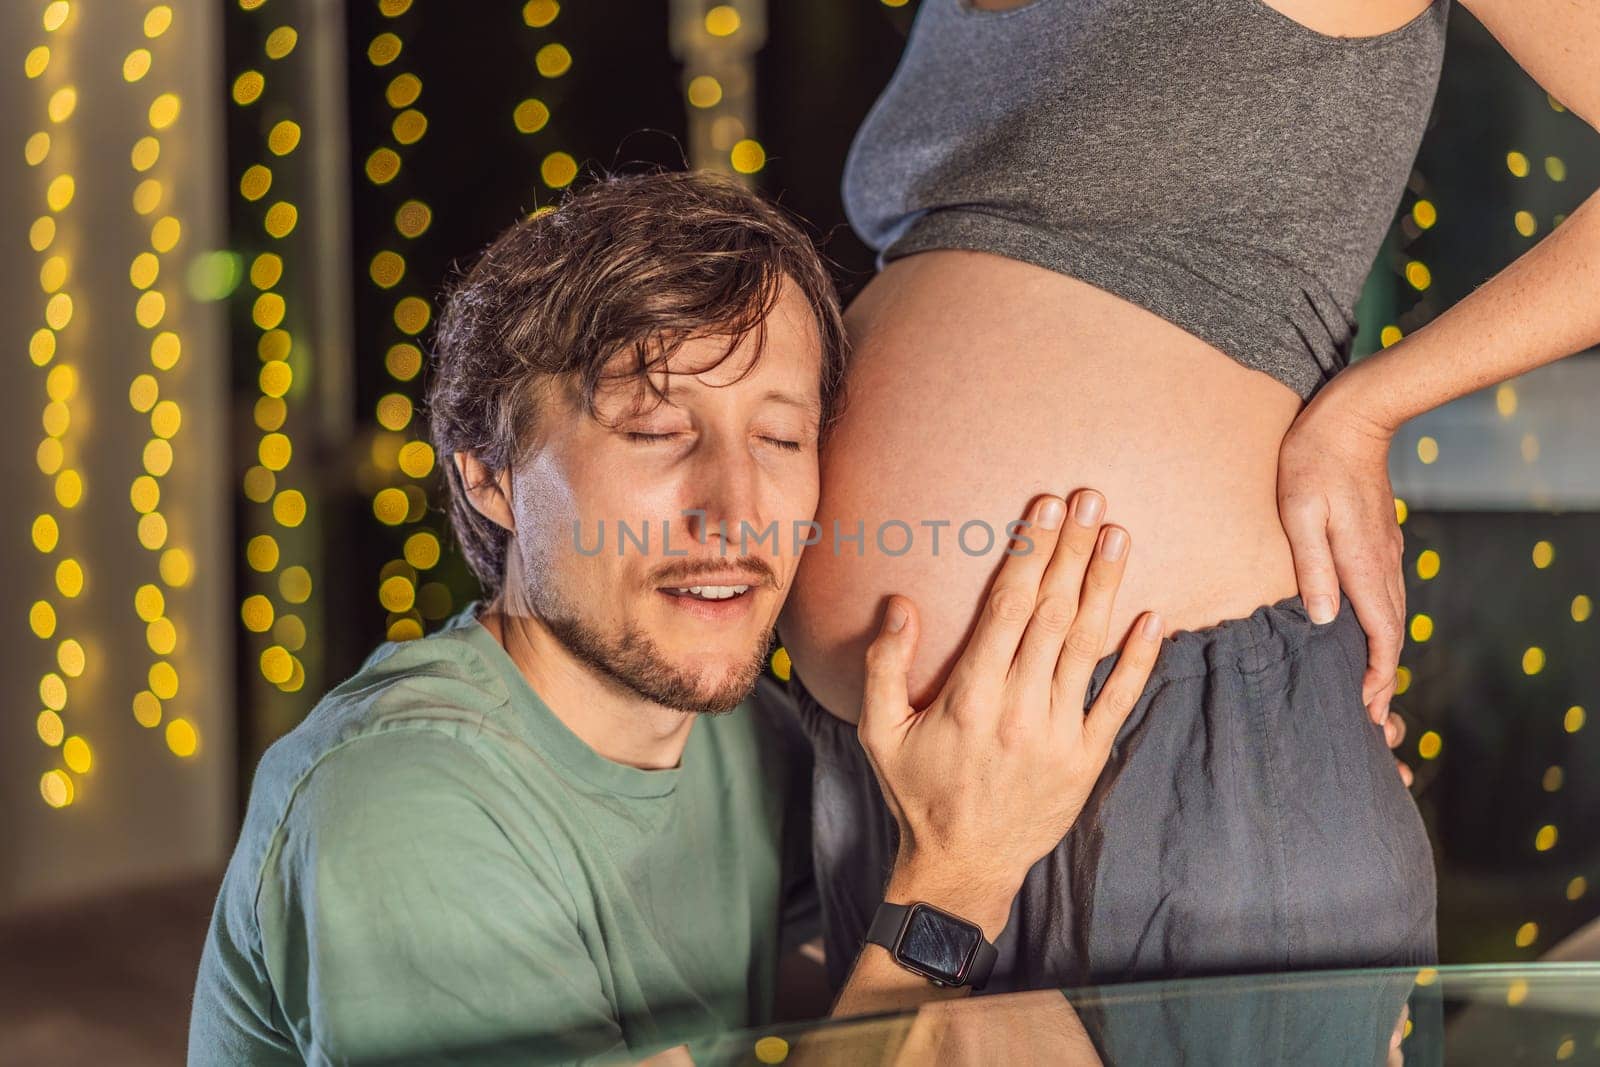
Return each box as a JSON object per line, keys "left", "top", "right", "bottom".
{"left": 125, "top": 2, "right": 200, "bottom": 762}
{"left": 670, "top": 1, "right": 766, "bottom": 178}
{"left": 523, "top": 0, "right": 578, "bottom": 194}
{"left": 1379, "top": 137, "right": 1437, "bottom": 782}
{"left": 236, "top": 0, "right": 312, "bottom": 698}
{"left": 27, "top": 0, "right": 90, "bottom": 810}
{"left": 365, "top": 0, "right": 439, "bottom": 642}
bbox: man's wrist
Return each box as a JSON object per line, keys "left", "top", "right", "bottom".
{"left": 882, "top": 853, "right": 1018, "bottom": 944}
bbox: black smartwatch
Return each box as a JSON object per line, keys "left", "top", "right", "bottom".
{"left": 866, "top": 901, "right": 999, "bottom": 990}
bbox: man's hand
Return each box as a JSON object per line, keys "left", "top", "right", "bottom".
{"left": 860, "top": 489, "right": 1162, "bottom": 938}
{"left": 888, "top": 990, "right": 1104, "bottom": 1066}
{"left": 826, "top": 490, "right": 1161, "bottom": 1019}
{"left": 1277, "top": 373, "right": 1406, "bottom": 727}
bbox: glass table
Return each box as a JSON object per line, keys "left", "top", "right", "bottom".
{"left": 662, "top": 963, "right": 1600, "bottom": 1065}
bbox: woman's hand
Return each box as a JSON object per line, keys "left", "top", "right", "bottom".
{"left": 1386, "top": 710, "right": 1413, "bottom": 788}
{"left": 856, "top": 489, "right": 1163, "bottom": 938}
{"left": 1277, "top": 373, "right": 1406, "bottom": 728}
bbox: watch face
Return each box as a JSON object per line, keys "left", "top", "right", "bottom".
{"left": 896, "top": 903, "right": 982, "bottom": 985}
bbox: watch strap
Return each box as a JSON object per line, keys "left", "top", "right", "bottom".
{"left": 866, "top": 901, "right": 999, "bottom": 991}
{"left": 865, "top": 901, "right": 910, "bottom": 948}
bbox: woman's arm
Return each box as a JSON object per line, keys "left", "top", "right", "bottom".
{"left": 1350, "top": 0, "right": 1600, "bottom": 429}
{"left": 1279, "top": 0, "right": 1599, "bottom": 728}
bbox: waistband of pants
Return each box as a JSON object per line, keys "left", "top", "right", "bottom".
{"left": 789, "top": 591, "right": 1363, "bottom": 722}
{"left": 1102, "top": 590, "right": 1359, "bottom": 685}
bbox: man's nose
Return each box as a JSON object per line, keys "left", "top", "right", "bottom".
{"left": 682, "top": 437, "right": 764, "bottom": 549}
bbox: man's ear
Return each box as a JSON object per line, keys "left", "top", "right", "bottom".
{"left": 453, "top": 451, "right": 516, "bottom": 534}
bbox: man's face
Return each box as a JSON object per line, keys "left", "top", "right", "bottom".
{"left": 503, "top": 274, "right": 823, "bottom": 715}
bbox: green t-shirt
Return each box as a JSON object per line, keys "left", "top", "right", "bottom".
{"left": 188, "top": 605, "right": 816, "bottom": 1065}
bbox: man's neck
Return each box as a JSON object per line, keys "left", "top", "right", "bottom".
{"left": 479, "top": 606, "right": 696, "bottom": 772}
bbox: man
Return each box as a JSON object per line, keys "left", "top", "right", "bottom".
{"left": 187, "top": 168, "right": 1162, "bottom": 1064}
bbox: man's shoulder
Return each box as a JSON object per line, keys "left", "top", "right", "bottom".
{"left": 227, "top": 619, "right": 522, "bottom": 910}
{"left": 253, "top": 622, "right": 507, "bottom": 802}
{"left": 195, "top": 621, "right": 526, "bottom": 1059}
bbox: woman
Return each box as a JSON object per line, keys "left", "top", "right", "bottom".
{"left": 777, "top": 0, "right": 1600, "bottom": 993}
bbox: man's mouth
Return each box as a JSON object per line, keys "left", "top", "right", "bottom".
{"left": 656, "top": 572, "right": 763, "bottom": 621}
{"left": 661, "top": 584, "right": 752, "bottom": 601}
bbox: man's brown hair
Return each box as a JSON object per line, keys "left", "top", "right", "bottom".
{"left": 425, "top": 167, "right": 849, "bottom": 598}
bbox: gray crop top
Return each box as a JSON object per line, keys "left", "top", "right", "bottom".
{"left": 841, "top": 0, "right": 1451, "bottom": 400}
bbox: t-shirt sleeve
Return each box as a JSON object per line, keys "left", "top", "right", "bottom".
{"left": 255, "top": 728, "right": 625, "bottom": 1065}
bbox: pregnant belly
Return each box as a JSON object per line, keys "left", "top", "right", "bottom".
{"left": 777, "top": 249, "right": 1307, "bottom": 723}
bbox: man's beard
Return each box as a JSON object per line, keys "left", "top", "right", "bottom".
{"left": 535, "top": 586, "right": 773, "bottom": 716}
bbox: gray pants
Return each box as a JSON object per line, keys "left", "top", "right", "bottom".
{"left": 786, "top": 593, "right": 1438, "bottom": 994}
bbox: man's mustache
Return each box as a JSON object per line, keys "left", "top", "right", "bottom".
{"left": 650, "top": 556, "right": 776, "bottom": 588}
